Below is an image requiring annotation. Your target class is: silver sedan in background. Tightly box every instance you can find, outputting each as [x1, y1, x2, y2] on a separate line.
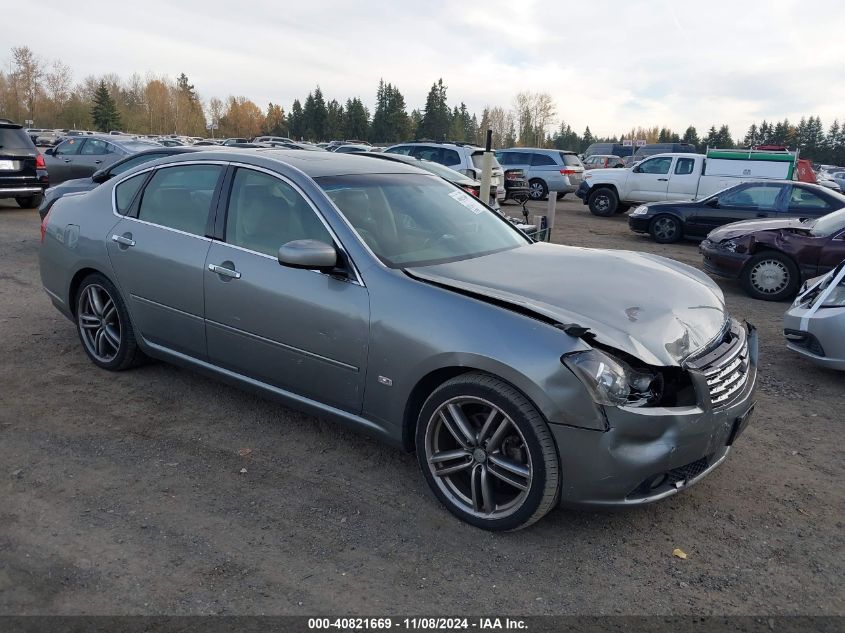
[39, 150, 757, 530]
[784, 263, 845, 370]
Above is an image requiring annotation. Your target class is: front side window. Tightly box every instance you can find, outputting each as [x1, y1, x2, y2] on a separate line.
[55, 139, 81, 156]
[637, 157, 672, 174]
[225, 168, 332, 257]
[719, 184, 783, 209]
[384, 145, 413, 156]
[137, 164, 223, 235]
[318, 173, 529, 268]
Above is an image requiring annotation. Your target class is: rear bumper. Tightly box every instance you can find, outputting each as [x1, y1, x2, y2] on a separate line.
[0, 171, 48, 199]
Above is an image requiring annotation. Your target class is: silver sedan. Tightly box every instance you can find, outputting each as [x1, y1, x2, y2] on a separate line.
[784, 264, 845, 370]
[39, 150, 757, 530]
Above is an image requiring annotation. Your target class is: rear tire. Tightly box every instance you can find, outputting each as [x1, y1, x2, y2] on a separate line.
[528, 179, 548, 201]
[649, 214, 683, 243]
[16, 194, 42, 208]
[588, 187, 618, 216]
[75, 273, 144, 370]
[741, 252, 800, 301]
[416, 372, 560, 531]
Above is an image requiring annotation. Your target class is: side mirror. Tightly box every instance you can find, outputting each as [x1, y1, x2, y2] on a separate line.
[632, 165, 641, 173]
[44, 147, 55, 156]
[705, 197, 720, 208]
[278, 239, 338, 272]
[91, 169, 111, 184]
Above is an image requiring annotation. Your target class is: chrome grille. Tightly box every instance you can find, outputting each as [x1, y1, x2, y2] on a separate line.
[687, 321, 751, 408]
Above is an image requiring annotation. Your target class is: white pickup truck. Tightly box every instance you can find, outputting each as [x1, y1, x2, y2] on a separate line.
[575, 149, 799, 216]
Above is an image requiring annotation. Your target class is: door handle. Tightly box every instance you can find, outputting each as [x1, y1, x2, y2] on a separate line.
[111, 234, 135, 247]
[63, 159, 72, 163]
[756, 213, 767, 218]
[94, 160, 102, 164]
[657, 178, 668, 181]
[208, 263, 241, 279]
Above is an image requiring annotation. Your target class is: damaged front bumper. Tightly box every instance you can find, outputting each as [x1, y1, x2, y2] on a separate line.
[551, 323, 758, 507]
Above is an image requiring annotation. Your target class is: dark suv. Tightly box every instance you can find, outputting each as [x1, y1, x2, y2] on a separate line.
[0, 119, 49, 208]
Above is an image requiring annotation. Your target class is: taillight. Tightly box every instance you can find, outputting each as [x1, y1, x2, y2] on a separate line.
[40, 209, 50, 242]
[35, 154, 46, 169]
[560, 169, 577, 175]
[463, 186, 479, 197]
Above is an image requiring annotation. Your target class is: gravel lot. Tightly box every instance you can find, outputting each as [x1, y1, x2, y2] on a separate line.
[1, 195, 842, 616]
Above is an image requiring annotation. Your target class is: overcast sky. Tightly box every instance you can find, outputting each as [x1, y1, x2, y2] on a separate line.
[7, 0, 843, 137]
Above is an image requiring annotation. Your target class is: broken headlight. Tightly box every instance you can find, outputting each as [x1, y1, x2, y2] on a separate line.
[563, 349, 658, 408]
[717, 239, 738, 253]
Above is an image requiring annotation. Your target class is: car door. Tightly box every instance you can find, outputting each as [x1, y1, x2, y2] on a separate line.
[45, 138, 83, 184]
[203, 166, 369, 413]
[106, 163, 225, 358]
[74, 138, 115, 178]
[666, 157, 700, 201]
[692, 182, 787, 236]
[628, 156, 673, 201]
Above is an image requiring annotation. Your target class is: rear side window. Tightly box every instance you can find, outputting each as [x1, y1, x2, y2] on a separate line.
[137, 165, 223, 235]
[440, 148, 461, 166]
[674, 158, 696, 175]
[385, 145, 413, 156]
[0, 127, 34, 149]
[788, 187, 833, 211]
[80, 139, 110, 155]
[114, 173, 147, 214]
[530, 153, 556, 166]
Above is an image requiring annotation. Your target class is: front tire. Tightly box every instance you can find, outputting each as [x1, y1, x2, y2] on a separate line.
[416, 372, 560, 531]
[528, 179, 548, 201]
[16, 194, 42, 208]
[741, 252, 800, 301]
[75, 273, 144, 370]
[649, 214, 682, 243]
[588, 187, 618, 216]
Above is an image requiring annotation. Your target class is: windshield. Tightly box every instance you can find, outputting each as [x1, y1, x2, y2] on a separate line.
[810, 207, 845, 236]
[317, 173, 529, 268]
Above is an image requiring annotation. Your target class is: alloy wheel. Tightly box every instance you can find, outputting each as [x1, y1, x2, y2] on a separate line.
[593, 195, 610, 213]
[749, 259, 789, 295]
[77, 284, 122, 363]
[653, 217, 679, 241]
[529, 182, 545, 199]
[424, 396, 532, 519]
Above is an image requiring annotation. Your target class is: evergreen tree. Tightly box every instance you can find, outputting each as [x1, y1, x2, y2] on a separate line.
[310, 86, 327, 141]
[580, 126, 595, 153]
[90, 80, 121, 131]
[717, 124, 734, 148]
[343, 97, 369, 139]
[418, 79, 450, 140]
[682, 125, 700, 149]
[409, 109, 423, 138]
[288, 99, 304, 140]
[743, 123, 759, 147]
[758, 120, 771, 145]
[370, 80, 411, 142]
[702, 125, 719, 148]
[325, 99, 344, 140]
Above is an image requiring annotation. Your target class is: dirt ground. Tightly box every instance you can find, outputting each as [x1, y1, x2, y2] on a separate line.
[1, 195, 842, 616]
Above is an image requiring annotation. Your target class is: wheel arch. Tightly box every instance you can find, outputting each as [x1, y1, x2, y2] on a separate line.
[67, 266, 115, 315]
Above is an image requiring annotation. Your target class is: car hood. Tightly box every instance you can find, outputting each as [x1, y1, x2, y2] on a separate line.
[707, 218, 810, 241]
[406, 242, 727, 366]
[583, 167, 628, 183]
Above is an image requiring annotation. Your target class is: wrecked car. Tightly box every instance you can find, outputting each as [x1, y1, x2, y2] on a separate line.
[783, 263, 845, 370]
[700, 207, 845, 301]
[39, 150, 758, 531]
